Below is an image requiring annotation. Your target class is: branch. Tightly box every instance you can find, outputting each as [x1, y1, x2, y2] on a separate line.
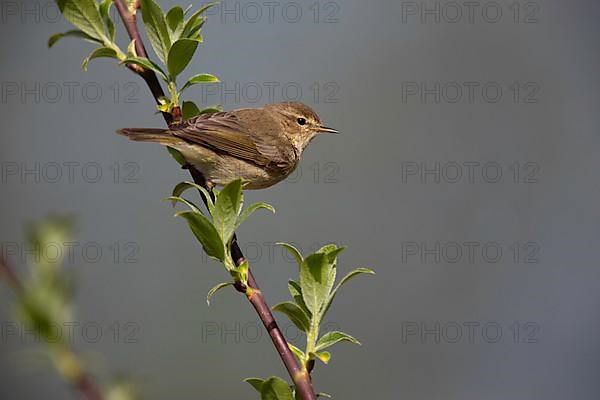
[113, 0, 172, 125]
[74, 375, 104, 400]
[0, 256, 22, 293]
[113, 2, 317, 399]
[0, 258, 104, 400]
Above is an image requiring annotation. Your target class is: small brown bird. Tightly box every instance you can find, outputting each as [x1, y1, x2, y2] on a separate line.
[117, 102, 337, 189]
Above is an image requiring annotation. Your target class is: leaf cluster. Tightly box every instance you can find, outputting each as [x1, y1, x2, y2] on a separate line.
[17, 216, 76, 338]
[244, 245, 373, 399]
[273, 244, 374, 371]
[49, 0, 219, 118]
[3, 216, 139, 399]
[167, 179, 274, 302]
[244, 376, 331, 400]
[49, 0, 126, 70]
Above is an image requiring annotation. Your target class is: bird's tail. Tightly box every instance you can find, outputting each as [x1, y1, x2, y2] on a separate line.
[116, 128, 180, 145]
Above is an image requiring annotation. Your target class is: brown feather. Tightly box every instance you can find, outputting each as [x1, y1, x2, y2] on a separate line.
[116, 128, 181, 145]
[168, 109, 293, 168]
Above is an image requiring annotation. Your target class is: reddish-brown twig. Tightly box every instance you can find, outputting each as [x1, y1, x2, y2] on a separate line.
[112, 2, 317, 399]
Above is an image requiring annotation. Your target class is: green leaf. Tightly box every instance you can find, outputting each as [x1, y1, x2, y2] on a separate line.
[166, 146, 186, 165]
[126, 39, 137, 57]
[180, 73, 220, 92]
[244, 378, 265, 393]
[213, 179, 243, 244]
[121, 56, 168, 80]
[48, 30, 101, 48]
[315, 245, 342, 301]
[166, 6, 185, 39]
[336, 267, 375, 289]
[316, 244, 338, 254]
[140, 0, 171, 64]
[182, 101, 201, 120]
[236, 202, 275, 231]
[156, 97, 173, 113]
[200, 105, 223, 115]
[260, 377, 294, 400]
[26, 215, 74, 268]
[207, 282, 233, 305]
[316, 331, 361, 352]
[167, 39, 199, 78]
[186, 29, 203, 43]
[175, 210, 224, 261]
[99, 0, 115, 41]
[287, 280, 311, 317]
[229, 259, 249, 281]
[273, 302, 310, 332]
[163, 196, 200, 213]
[287, 343, 305, 364]
[278, 243, 304, 266]
[319, 245, 346, 264]
[81, 47, 118, 71]
[55, 0, 107, 42]
[299, 253, 332, 316]
[288, 280, 302, 299]
[182, 2, 217, 38]
[321, 268, 374, 319]
[309, 351, 331, 365]
[171, 181, 215, 213]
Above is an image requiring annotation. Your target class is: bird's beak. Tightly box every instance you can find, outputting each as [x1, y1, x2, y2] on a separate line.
[317, 125, 339, 134]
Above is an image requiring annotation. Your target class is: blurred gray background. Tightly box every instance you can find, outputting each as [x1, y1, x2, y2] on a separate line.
[1, 0, 599, 398]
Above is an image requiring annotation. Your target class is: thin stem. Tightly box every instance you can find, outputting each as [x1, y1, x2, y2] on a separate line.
[113, 2, 317, 399]
[74, 375, 104, 400]
[305, 319, 320, 370]
[113, 0, 172, 125]
[0, 256, 22, 293]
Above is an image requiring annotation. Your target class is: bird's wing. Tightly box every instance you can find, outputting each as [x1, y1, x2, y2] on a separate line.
[169, 111, 290, 167]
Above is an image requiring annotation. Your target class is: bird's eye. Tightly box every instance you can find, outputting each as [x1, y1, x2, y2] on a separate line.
[297, 117, 306, 126]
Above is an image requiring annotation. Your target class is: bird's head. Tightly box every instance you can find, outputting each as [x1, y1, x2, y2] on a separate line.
[266, 102, 338, 153]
